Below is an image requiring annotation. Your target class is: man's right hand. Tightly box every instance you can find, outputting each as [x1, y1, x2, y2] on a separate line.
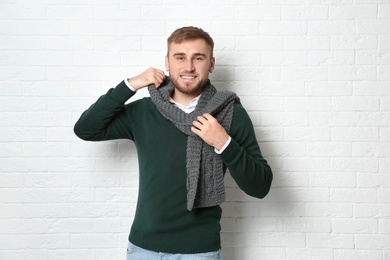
[127, 68, 166, 90]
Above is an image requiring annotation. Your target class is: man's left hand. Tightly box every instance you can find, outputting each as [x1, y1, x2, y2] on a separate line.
[191, 113, 229, 151]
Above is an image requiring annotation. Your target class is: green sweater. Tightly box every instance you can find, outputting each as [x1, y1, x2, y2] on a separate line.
[74, 80, 272, 254]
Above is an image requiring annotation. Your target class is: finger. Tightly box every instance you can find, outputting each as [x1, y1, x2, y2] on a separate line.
[191, 126, 201, 134]
[202, 113, 215, 121]
[154, 72, 166, 87]
[192, 121, 203, 130]
[196, 115, 208, 124]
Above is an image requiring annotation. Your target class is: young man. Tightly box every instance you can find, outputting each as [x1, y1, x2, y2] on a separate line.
[74, 26, 272, 260]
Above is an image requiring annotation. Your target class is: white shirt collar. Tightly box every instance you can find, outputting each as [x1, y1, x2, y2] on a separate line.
[169, 94, 201, 114]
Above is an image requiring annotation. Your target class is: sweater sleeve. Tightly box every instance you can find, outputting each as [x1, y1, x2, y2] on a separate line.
[73, 81, 136, 141]
[219, 104, 273, 199]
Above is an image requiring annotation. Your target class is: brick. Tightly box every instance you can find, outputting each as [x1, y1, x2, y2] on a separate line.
[259, 81, 305, 96]
[221, 202, 260, 218]
[72, 51, 120, 67]
[381, 97, 390, 110]
[22, 204, 70, 218]
[284, 97, 331, 111]
[309, 112, 356, 126]
[354, 204, 390, 218]
[309, 172, 356, 188]
[284, 127, 330, 141]
[357, 112, 390, 126]
[47, 36, 95, 51]
[258, 232, 305, 247]
[95, 188, 138, 203]
[22, 234, 70, 249]
[331, 35, 377, 50]
[308, 20, 356, 35]
[1, 158, 48, 173]
[354, 81, 390, 96]
[329, 66, 377, 81]
[357, 20, 390, 35]
[236, 5, 280, 20]
[330, 188, 377, 203]
[261, 112, 309, 127]
[306, 203, 353, 218]
[378, 188, 390, 203]
[358, 173, 381, 188]
[353, 142, 390, 157]
[237, 36, 283, 51]
[212, 21, 259, 36]
[306, 233, 354, 248]
[355, 234, 390, 249]
[283, 36, 330, 50]
[380, 127, 390, 141]
[331, 127, 379, 141]
[379, 35, 390, 49]
[284, 217, 331, 232]
[307, 142, 351, 157]
[332, 97, 379, 111]
[0, 235, 20, 250]
[0, 35, 47, 50]
[284, 157, 330, 172]
[47, 218, 94, 233]
[0, 205, 22, 218]
[332, 218, 378, 234]
[331, 158, 378, 173]
[308, 51, 355, 65]
[329, 4, 377, 19]
[335, 249, 383, 260]
[380, 219, 390, 234]
[187, 5, 235, 20]
[260, 21, 307, 35]
[94, 5, 140, 20]
[378, 65, 390, 80]
[287, 248, 333, 260]
[282, 187, 330, 202]
[0, 219, 46, 234]
[281, 5, 328, 20]
[221, 232, 258, 247]
[378, 4, 390, 18]
[356, 50, 390, 65]
[0, 4, 45, 19]
[260, 142, 306, 157]
[261, 51, 307, 65]
[70, 21, 117, 36]
[306, 81, 352, 96]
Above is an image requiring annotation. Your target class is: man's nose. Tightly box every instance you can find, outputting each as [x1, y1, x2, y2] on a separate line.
[185, 59, 195, 71]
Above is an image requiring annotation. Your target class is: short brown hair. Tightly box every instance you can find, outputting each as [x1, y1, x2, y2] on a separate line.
[167, 26, 214, 56]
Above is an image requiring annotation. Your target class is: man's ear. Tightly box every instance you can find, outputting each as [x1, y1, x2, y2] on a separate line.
[209, 57, 216, 73]
[165, 55, 169, 72]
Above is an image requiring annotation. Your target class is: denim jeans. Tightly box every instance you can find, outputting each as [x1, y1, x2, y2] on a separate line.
[126, 242, 223, 260]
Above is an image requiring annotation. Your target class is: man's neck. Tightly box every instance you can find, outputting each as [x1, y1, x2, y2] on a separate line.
[171, 89, 203, 107]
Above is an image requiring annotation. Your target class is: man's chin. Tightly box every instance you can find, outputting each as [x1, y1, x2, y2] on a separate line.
[171, 80, 205, 95]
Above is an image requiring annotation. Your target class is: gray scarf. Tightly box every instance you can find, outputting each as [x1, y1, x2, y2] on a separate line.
[148, 78, 239, 210]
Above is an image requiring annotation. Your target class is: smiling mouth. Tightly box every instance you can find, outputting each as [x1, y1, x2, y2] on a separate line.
[181, 75, 197, 79]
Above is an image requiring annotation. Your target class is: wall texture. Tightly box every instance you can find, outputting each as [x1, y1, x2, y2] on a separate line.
[1, 0, 390, 259]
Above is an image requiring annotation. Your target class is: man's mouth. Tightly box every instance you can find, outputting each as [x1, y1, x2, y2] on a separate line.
[181, 75, 197, 79]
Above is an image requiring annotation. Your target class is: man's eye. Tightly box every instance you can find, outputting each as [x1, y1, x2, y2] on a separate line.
[195, 57, 204, 61]
[177, 57, 185, 61]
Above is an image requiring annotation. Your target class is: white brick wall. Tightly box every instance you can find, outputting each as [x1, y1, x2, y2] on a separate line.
[0, 1, 389, 259]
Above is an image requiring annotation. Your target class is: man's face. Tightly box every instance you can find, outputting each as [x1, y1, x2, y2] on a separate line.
[165, 39, 215, 97]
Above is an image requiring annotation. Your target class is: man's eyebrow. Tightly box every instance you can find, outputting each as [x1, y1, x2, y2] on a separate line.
[193, 53, 207, 57]
[172, 53, 207, 57]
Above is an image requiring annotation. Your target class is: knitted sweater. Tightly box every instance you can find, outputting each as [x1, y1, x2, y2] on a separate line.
[73, 80, 273, 254]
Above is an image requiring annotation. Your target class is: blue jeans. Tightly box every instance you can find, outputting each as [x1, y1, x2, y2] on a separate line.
[126, 242, 223, 260]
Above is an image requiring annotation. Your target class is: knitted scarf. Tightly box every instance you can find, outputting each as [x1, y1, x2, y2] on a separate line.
[148, 78, 239, 211]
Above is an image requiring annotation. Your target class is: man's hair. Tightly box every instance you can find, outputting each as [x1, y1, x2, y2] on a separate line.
[167, 26, 214, 57]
